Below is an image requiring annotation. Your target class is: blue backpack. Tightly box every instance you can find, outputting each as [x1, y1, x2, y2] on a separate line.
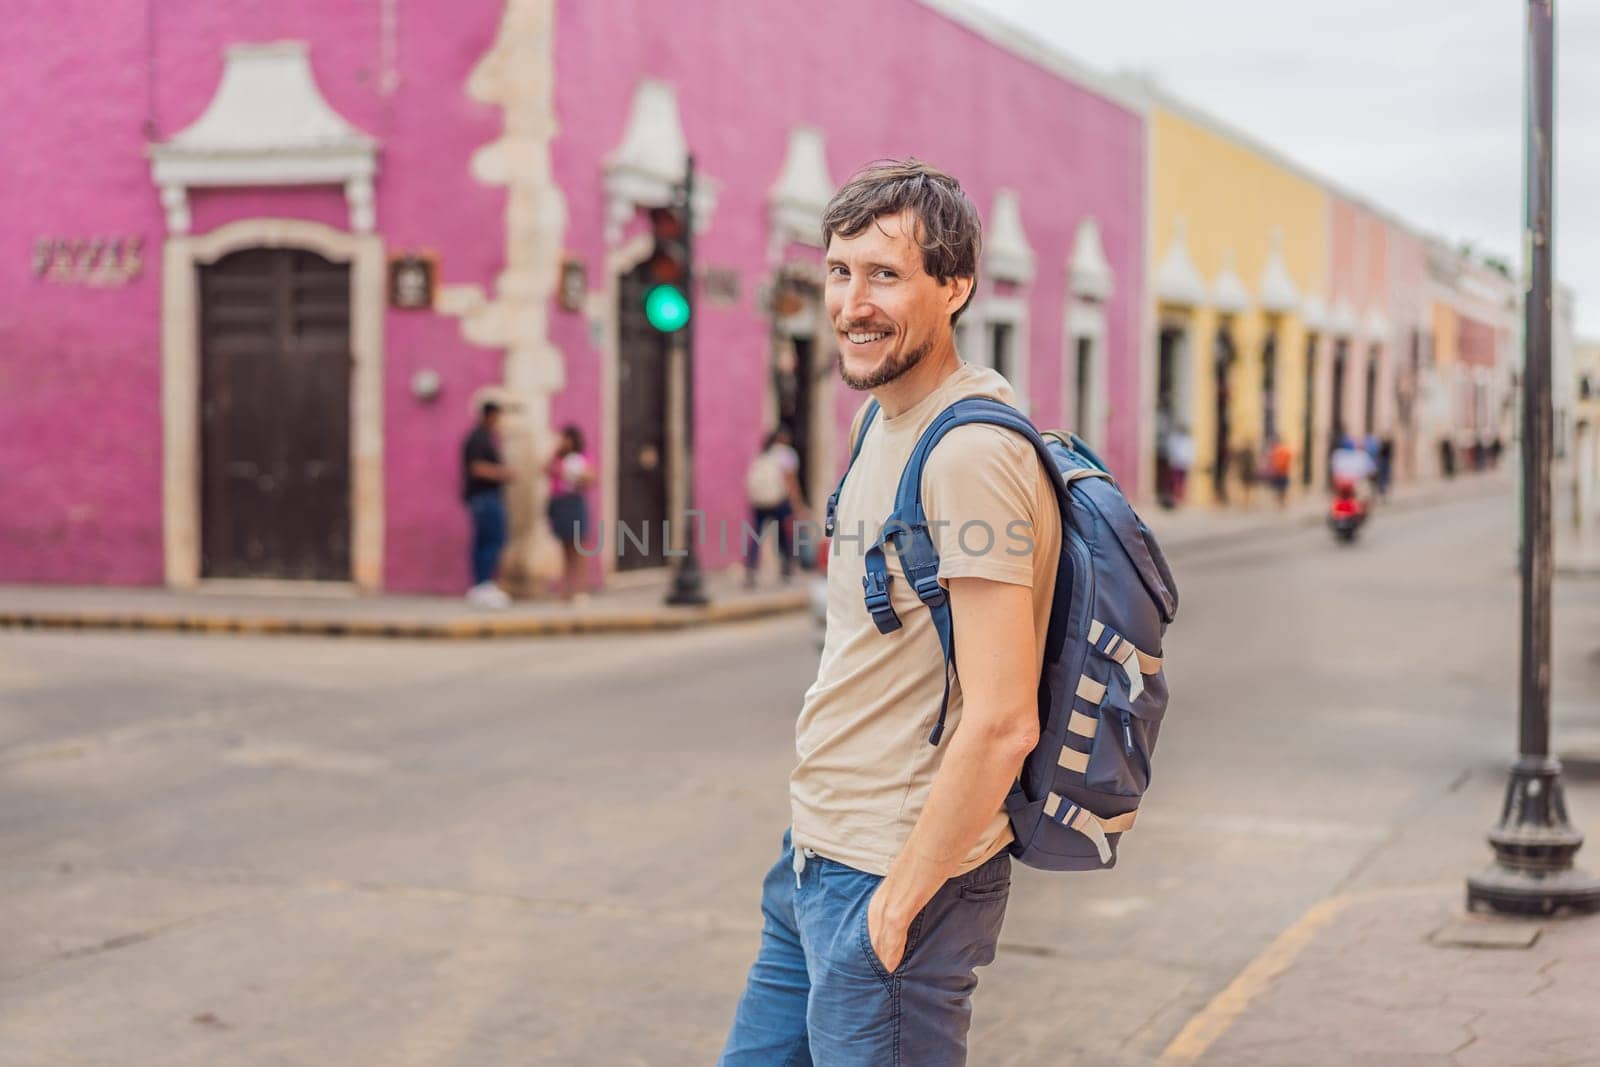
[825, 397, 1178, 871]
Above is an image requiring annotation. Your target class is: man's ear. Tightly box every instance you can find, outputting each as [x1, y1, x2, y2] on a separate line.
[947, 275, 975, 317]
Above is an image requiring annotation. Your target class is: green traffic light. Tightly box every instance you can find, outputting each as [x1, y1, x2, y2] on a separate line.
[645, 283, 690, 333]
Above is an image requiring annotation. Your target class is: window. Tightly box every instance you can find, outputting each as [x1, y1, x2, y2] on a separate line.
[988, 321, 1014, 383]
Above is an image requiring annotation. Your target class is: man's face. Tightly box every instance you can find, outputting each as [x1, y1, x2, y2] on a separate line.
[825, 211, 970, 391]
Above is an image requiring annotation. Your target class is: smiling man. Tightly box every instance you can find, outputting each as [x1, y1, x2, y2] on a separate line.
[719, 160, 1061, 1065]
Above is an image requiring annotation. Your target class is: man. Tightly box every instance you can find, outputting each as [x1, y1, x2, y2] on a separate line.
[461, 400, 514, 607]
[1330, 433, 1377, 499]
[1267, 433, 1293, 509]
[720, 160, 1059, 1065]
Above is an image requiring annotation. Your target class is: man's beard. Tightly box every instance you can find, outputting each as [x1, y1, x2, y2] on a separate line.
[837, 334, 932, 391]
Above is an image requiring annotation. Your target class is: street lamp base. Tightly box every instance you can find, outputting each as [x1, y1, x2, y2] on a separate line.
[1467, 864, 1600, 916]
[1466, 756, 1600, 917]
[665, 551, 710, 607]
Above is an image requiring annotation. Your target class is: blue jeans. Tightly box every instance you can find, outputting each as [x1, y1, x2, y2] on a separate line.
[467, 491, 506, 586]
[719, 830, 1011, 1066]
[744, 501, 795, 576]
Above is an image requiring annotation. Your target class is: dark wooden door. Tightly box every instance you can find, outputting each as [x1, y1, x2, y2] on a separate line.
[1212, 327, 1235, 501]
[616, 262, 669, 570]
[774, 333, 817, 506]
[1301, 335, 1318, 485]
[200, 248, 351, 581]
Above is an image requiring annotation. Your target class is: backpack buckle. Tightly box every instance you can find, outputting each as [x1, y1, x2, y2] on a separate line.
[824, 493, 839, 537]
[861, 571, 901, 634]
[911, 574, 946, 609]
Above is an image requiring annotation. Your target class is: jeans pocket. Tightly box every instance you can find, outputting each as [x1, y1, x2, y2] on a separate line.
[857, 907, 893, 987]
[857, 904, 927, 986]
[958, 880, 1011, 904]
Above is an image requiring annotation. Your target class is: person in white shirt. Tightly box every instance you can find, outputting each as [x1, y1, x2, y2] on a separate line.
[743, 425, 804, 587]
[1166, 424, 1194, 505]
[1329, 435, 1376, 497]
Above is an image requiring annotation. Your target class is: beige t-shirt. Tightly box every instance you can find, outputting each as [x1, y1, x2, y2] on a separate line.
[790, 363, 1061, 876]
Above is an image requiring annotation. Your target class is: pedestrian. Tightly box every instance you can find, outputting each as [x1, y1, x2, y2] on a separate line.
[743, 424, 803, 587]
[1377, 436, 1395, 497]
[720, 159, 1058, 1065]
[545, 424, 594, 601]
[461, 400, 513, 608]
[1166, 423, 1193, 507]
[1235, 440, 1258, 507]
[1266, 433, 1293, 509]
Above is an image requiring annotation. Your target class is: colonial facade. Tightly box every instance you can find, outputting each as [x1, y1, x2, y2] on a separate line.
[1139, 87, 1550, 509]
[1143, 94, 1329, 507]
[4, 0, 1573, 591]
[2, 0, 1146, 593]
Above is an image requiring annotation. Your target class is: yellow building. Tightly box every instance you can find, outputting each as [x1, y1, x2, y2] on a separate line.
[1144, 98, 1330, 508]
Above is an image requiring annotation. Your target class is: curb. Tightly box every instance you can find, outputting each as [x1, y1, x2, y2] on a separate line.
[0, 478, 1510, 640]
[0, 592, 809, 640]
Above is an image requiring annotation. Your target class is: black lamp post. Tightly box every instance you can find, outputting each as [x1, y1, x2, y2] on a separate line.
[1466, 0, 1600, 917]
[666, 154, 709, 607]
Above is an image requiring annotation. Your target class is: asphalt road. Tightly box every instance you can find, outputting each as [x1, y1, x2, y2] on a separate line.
[3, 489, 1599, 1065]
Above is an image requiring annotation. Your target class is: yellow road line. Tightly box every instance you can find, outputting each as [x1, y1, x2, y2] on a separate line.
[1158, 892, 1352, 1065]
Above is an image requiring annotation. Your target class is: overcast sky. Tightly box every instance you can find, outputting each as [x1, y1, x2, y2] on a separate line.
[965, 0, 1600, 336]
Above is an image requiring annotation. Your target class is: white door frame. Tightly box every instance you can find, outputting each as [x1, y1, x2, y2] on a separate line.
[161, 218, 385, 590]
[595, 233, 665, 584]
[1066, 299, 1110, 443]
[965, 288, 1031, 412]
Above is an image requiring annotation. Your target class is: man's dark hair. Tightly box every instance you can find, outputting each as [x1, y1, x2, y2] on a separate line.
[821, 159, 982, 323]
[561, 423, 586, 453]
[480, 400, 502, 420]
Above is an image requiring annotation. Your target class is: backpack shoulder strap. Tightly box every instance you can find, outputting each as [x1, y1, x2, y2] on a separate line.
[824, 399, 880, 537]
[862, 397, 1093, 745]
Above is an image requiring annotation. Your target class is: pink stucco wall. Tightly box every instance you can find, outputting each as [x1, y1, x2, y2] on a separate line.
[550, 0, 1146, 565]
[1, 0, 506, 591]
[3, 0, 1143, 591]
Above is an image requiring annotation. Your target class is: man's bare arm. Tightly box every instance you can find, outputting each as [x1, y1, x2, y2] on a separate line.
[867, 576, 1039, 970]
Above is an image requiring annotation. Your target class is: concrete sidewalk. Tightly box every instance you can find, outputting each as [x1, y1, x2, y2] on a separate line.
[1165, 884, 1600, 1066]
[0, 471, 1516, 640]
[0, 570, 808, 639]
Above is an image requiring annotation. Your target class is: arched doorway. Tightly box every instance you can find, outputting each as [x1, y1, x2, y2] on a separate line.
[770, 267, 830, 507]
[1154, 319, 1191, 507]
[198, 247, 352, 580]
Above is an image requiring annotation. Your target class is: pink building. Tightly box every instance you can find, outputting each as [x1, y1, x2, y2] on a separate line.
[1, 0, 1146, 594]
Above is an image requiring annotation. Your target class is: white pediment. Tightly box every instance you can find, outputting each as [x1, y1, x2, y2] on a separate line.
[1330, 298, 1358, 336]
[984, 189, 1035, 285]
[1363, 307, 1391, 343]
[1302, 294, 1329, 332]
[1068, 217, 1113, 302]
[148, 42, 378, 233]
[1211, 251, 1251, 315]
[1257, 229, 1301, 315]
[1155, 218, 1206, 306]
[603, 79, 717, 241]
[769, 126, 834, 250]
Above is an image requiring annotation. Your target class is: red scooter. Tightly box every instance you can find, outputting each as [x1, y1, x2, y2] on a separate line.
[1328, 478, 1367, 544]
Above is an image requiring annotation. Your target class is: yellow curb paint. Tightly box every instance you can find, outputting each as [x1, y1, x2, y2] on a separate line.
[1158, 893, 1352, 1065]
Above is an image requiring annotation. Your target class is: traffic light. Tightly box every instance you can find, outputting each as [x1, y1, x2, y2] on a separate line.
[644, 201, 691, 333]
